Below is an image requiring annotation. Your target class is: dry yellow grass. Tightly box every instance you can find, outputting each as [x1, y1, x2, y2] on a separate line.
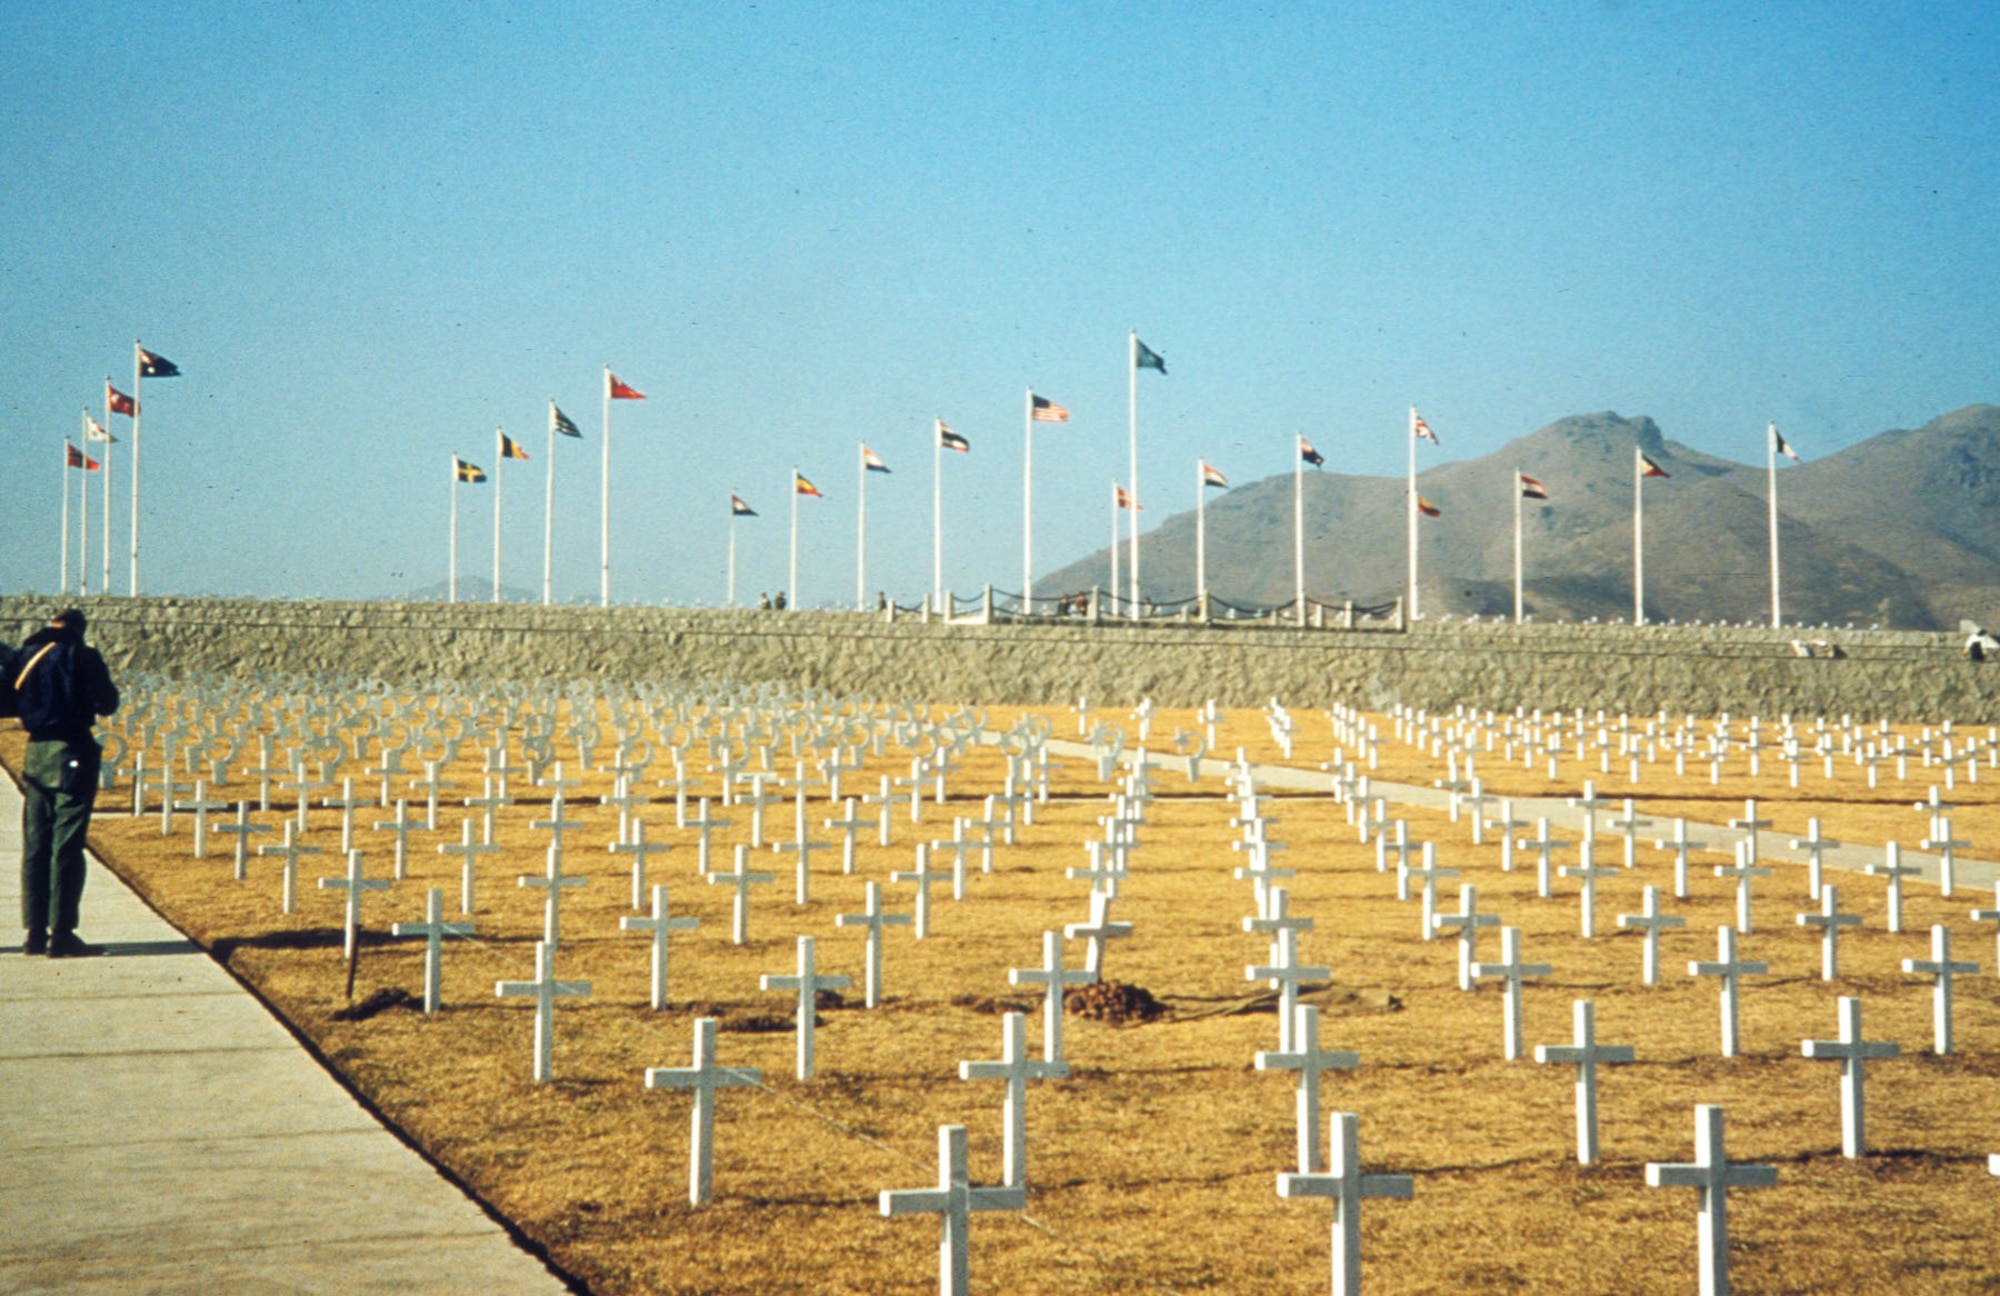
[12, 697, 2000, 1294]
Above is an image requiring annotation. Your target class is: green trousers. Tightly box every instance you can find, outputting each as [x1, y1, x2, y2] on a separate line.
[20, 739, 101, 936]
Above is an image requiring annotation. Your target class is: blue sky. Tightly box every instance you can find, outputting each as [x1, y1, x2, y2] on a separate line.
[3, 2, 1995, 606]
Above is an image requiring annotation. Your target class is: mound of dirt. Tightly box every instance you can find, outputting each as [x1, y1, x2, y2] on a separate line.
[1066, 980, 1168, 1024]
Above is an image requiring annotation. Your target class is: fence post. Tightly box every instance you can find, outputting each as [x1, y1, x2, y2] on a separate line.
[982, 584, 994, 623]
[1394, 596, 1406, 631]
[921, 593, 933, 625]
[1343, 599, 1354, 630]
[1088, 586, 1102, 625]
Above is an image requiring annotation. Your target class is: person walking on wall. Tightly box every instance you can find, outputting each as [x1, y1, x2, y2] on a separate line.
[6, 610, 119, 957]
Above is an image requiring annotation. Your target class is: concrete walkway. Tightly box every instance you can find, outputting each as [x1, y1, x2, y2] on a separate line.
[0, 771, 573, 1295]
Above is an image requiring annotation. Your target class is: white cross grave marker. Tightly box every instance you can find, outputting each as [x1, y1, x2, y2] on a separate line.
[1801, 995, 1899, 1157]
[836, 880, 912, 1008]
[760, 935, 851, 1079]
[879, 1124, 1025, 1296]
[1471, 927, 1551, 1061]
[1645, 1105, 1777, 1296]
[1534, 999, 1633, 1164]
[1714, 840, 1773, 934]
[1901, 924, 1979, 1055]
[958, 1011, 1067, 1188]
[1008, 930, 1096, 1064]
[645, 1016, 762, 1206]
[392, 886, 474, 1013]
[1789, 818, 1840, 901]
[493, 939, 591, 1084]
[610, 819, 672, 910]
[1432, 884, 1500, 990]
[1276, 1112, 1414, 1296]
[1689, 926, 1767, 1058]
[317, 848, 389, 960]
[620, 883, 699, 1010]
[1867, 840, 1921, 934]
[708, 843, 775, 945]
[1615, 885, 1685, 986]
[1065, 889, 1135, 977]
[1257, 1004, 1359, 1172]
[519, 840, 587, 951]
[1796, 884, 1862, 981]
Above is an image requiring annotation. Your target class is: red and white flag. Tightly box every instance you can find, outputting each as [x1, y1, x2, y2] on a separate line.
[1519, 473, 1550, 500]
[607, 373, 645, 400]
[1413, 410, 1438, 444]
[1115, 485, 1141, 510]
[107, 382, 137, 417]
[1201, 461, 1228, 488]
[1639, 452, 1670, 479]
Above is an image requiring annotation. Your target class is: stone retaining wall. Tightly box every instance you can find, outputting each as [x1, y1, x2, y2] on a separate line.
[3, 595, 1993, 721]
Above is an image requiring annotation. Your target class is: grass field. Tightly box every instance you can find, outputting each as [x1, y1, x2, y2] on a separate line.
[13, 697, 2000, 1293]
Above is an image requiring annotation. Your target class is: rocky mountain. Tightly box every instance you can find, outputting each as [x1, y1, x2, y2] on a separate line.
[1038, 406, 2000, 630]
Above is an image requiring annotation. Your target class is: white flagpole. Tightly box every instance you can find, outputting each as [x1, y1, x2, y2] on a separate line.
[1406, 405, 1418, 621]
[1127, 331, 1140, 621]
[728, 499, 739, 608]
[59, 442, 71, 594]
[78, 413, 90, 596]
[101, 385, 114, 595]
[600, 367, 611, 607]
[129, 342, 143, 596]
[448, 456, 459, 605]
[492, 428, 504, 604]
[857, 444, 867, 612]
[1767, 421, 1781, 629]
[1023, 387, 1034, 610]
[1513, 468, 1525, 624]
[790, 469, 801, 611]
[1196, 460, 1207, 603]
[1633, 446, 1645, 626]
[1109, 481, 1120, 609]
[543, 403, 556, 606]
[933, 427, 943, 610]
[1294, 435, 1306, 624]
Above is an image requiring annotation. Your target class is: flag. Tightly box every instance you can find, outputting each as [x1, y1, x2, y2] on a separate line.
[455, 458, 486, 483]
[1300, 437, 1324, 467]
[1772, 425, 1802, 463]
[862, 444, 891, 473]
[937, 419, 969, 452]
[1201, 462, 1228, 488]
[107, 383, 137, 417]
[65, 442, 84, 469]
[1417, 495, 1440, 518]
[1519, 473, 1550, 501]
[1030, 393, 1069, 423]
[500, 432, 530, 460]
[1115, 485, 1141, 510]
[794, 471, 823, 498]
[84, 414, 114, 443]
[550, 402, 581, 438]
[1413, 411, 1438, 444]
[1639, 452, 1671, 479]
[732, 494, 757, 517]
[137, 347, 180, 378]
[607, 373, 645, 400]
[1135, 338, 1167, 375]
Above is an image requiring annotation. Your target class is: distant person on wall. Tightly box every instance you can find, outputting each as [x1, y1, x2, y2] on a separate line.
[5, 610, 119, 957]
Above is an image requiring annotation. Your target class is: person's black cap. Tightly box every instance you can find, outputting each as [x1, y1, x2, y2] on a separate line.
[52, 608, 86, 631]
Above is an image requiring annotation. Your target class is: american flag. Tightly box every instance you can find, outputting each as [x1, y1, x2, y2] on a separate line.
[1030, 394, 1069, 423]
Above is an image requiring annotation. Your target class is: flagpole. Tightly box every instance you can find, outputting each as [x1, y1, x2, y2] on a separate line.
[1023, 387, 1034, 610]
[491, 428, 504, 603]
[78, 413, 90, 596]
[1196, 460, 1207, 603]
[857, 443, 868, 612]
[60, 442, 71, 594]
[1127, 331, 1140, 621]
[1633, 446, 1645, 626]
[449, 455, 459, 605]
[543, 403, 556, 606]
[101, 384, 114, 595]
[1109, 481, 1120, 610]
[1406, 405, 1418, 621]
[1294, 435, 1306, 624]
[600, 367, 611, 607]
[790, 468, 801, 612]
[728, 498, 739, 608]
[933, 428, 943, 610]
[1514, 467, 1525, 624]
[1767, 421, 1781, 629]
[129, 342, 142, 596]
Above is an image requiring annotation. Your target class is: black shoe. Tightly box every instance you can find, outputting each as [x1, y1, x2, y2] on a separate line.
[23, 931, 47, 956]
[46, 933, 102, 959]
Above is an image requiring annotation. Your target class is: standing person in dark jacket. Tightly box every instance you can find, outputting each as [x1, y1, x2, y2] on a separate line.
[8, 609, 119, 956]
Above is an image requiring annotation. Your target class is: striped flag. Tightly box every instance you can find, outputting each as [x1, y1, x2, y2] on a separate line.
[938, 419, 969, 452]
[794, 471, 823, 498]
[455, 458, 487, 483]
[1639, 452, 1670, 479]
[1519, 473, 1550, 500]
[1030, 394, 1069, 423]
[1417, 494, 1441, 518]
[1201, 462, 1228, 488]
[1413, 411, 1439, 444]
[1772, 425, 1802, 462]
[107, 382, 136, 417]
[499, 432, 530, 460]
[65, 442, 99, 471]
[732, 494, 757, 517]
[1115, 485, 1141, 510]
[1300, 437, 1325, 467]
[83, 414, 115, 443]
[862, 444, 891, 473]
[607, 373, 645, 400]
[550, 402, 582, 437]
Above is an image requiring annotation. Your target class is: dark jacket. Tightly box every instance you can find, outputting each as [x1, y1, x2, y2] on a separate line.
[7, 624, 119, 743]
